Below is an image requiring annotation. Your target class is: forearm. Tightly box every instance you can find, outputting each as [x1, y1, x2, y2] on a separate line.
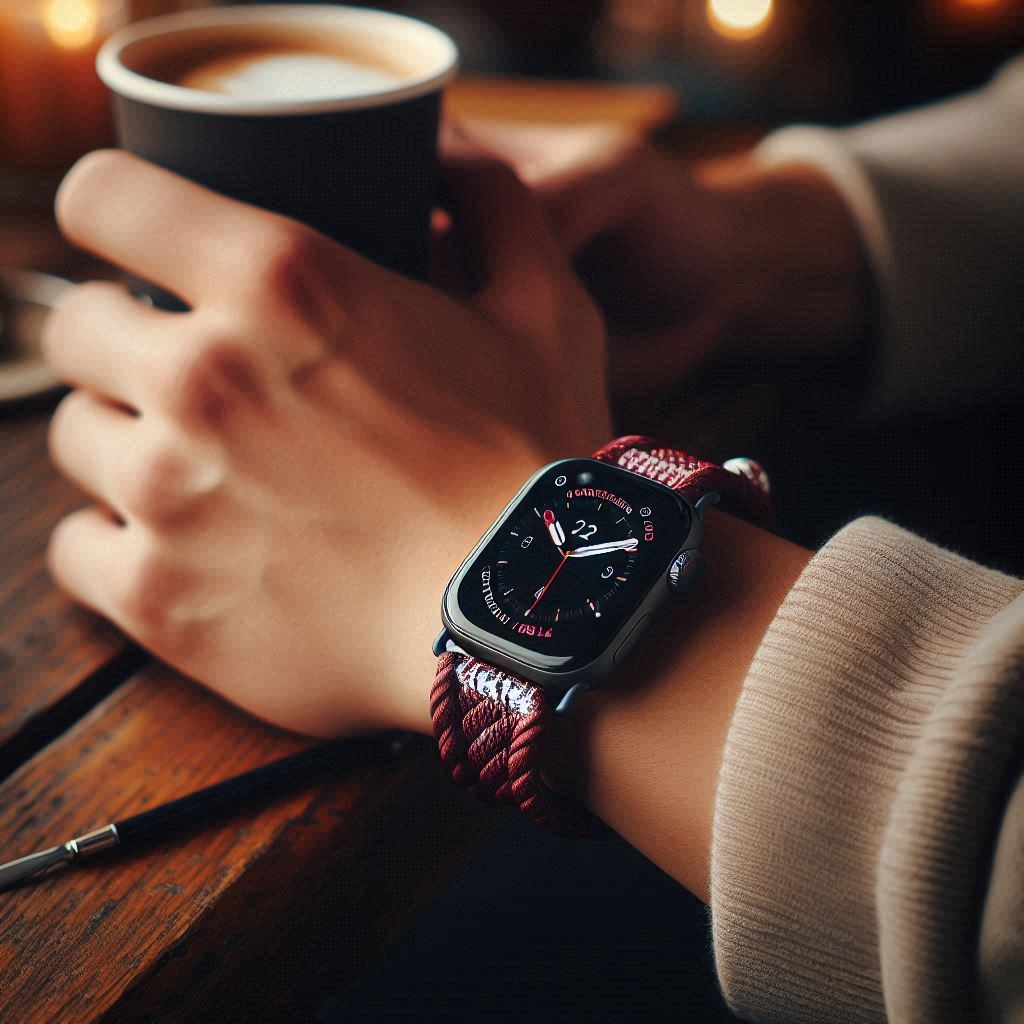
[713, 520, 1024, 1023]
[392, 495, 811, 904]
[552, 513, 1023, 1023]
[549, 509, 811, 901]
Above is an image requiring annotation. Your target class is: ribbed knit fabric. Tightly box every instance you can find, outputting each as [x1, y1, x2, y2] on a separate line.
[711, 518, 1024, 1023]
[756, 56, 1024, 416]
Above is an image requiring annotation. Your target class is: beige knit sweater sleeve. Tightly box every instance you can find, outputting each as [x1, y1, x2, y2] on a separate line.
[756, 57, 1024, 416]
[710, 518, 1024, 1023]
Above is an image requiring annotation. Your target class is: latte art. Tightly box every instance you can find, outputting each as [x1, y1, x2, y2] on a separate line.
[175, 50, 405, 100]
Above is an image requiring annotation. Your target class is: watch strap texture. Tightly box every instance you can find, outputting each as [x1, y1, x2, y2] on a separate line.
[592, 435, 773, 525]
[432, 437, 771, 834]
[431, 652, 595, 834]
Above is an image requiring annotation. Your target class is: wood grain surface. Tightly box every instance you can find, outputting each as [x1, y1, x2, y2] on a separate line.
[0, 407, 505, 1022]
[0, 662, 504, 1023]
[0, 411, 133, 765]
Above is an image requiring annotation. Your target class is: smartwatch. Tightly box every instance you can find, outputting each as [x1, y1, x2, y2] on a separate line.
[431, 436, 771, 832]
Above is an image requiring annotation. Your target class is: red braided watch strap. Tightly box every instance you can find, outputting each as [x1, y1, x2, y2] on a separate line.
[592, 435, 772, 525]
[431, 437, 771, 834]
[431, 652, 595, 833]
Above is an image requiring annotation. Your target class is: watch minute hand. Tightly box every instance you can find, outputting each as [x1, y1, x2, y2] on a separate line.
[567, 538, 639, 557]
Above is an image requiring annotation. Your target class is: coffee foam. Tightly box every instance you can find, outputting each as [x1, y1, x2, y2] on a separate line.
[100, 7, 458, 116]
[176, 49, 403, 100]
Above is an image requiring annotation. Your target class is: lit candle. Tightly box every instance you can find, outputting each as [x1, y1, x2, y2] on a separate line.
[707, 0, 774, 40]
[0, 0, 127, 170]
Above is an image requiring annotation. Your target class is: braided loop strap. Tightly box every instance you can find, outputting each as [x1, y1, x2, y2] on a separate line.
[592, 435, 773, 526]
[431, 652, 596, 834]
[432, 437, 771, 833]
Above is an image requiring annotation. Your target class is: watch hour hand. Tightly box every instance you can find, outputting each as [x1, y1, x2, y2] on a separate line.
[543, 509, 566, 548]
[567, 538, 639, 558]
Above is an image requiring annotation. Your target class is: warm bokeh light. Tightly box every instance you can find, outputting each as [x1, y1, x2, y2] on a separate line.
[43, 0, 100, 50]
[707, 0, 774, 39]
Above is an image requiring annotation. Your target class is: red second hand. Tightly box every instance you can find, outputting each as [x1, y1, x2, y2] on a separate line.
[524, 550, 571, 617]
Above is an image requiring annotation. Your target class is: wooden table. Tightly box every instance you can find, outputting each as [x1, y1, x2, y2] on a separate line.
[0, 411, 519, 1022]
[0, 76, 692, 1023]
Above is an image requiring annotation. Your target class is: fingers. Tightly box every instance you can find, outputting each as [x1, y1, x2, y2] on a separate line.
[541, 152, 648, 256]
[42, 280, 179, 407]
[48, 389, 138, 519]
[50, 387, 218, 527]
[440, 152, 568, 295]
[56, 150, 322, 308]
[43, 277, 287, 432]
[47, 505, 132, 622]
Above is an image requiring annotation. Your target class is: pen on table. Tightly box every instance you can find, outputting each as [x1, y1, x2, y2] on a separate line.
[0, 731, 412, 893]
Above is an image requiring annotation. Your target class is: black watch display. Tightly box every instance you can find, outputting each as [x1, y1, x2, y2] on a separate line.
[441, 458, 705, 697]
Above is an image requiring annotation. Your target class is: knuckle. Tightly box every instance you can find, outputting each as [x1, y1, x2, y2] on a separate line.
[250, 220, 324, 302]
[118, 441, 197, 524]
[118, 541, 186, 632]
[158, 331, 266, 427]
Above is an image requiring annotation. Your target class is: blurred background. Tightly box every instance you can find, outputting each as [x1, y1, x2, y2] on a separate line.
[4, 0, 1024, 186]
[2, 1, 1022, 1021]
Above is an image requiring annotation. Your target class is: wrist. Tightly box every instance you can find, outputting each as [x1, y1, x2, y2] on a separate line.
[546, 508, 811, 901]
[380, 440, 556, 737]
[698, 155, 871, 358]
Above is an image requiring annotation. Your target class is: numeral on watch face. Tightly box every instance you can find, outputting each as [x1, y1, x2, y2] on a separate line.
[489, 494, 639, 627]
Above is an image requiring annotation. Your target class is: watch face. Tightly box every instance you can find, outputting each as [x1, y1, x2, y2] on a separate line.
[445, 459, 693, 675]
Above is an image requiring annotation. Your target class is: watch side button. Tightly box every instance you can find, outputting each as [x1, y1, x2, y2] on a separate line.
[614, 614, 653, 667]
[668, 549, 705, 596]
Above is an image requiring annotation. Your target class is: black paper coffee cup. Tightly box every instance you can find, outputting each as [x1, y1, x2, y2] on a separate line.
[97, 5, 458, 304]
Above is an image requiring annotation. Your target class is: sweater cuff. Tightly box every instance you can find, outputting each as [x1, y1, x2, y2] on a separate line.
[755, 60, 1024, 416]
[755, 125, 895, 319]
[710, 517, 1023, 1024]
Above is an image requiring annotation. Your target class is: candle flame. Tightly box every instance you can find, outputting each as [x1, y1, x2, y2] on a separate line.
[43, 0, 100, 50]
[707, 0, 773, 39]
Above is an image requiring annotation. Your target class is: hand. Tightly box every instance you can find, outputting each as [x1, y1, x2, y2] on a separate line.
[490, 136, 870, 397]
[43, 149, 609, 738]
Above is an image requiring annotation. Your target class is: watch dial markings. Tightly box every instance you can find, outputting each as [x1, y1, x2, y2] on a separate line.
[460, 465, 693, 664]
[488, 493, 641, 627]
